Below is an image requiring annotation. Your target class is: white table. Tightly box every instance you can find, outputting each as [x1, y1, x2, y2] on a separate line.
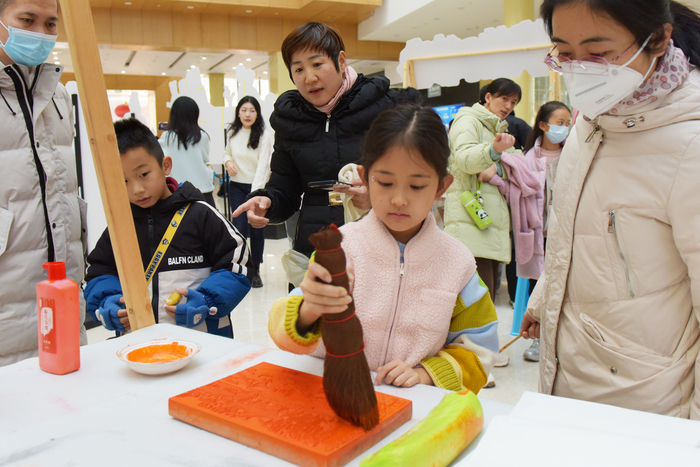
[0, 324, 512, 467]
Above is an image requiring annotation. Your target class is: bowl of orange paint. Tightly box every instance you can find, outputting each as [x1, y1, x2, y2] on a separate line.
[117, 339, 201, 375]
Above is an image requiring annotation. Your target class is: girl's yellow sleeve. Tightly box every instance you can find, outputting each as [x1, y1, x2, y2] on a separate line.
[268, 296, 322, 355]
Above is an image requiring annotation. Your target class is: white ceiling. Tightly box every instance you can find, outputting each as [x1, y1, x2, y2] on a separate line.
[360, 0, 506, 42]
[51, 0, 700, 81]
[51, 45, 398, 83]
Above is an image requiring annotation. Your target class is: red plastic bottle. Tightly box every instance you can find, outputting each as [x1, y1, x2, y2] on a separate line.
[37, 262, 80, 374]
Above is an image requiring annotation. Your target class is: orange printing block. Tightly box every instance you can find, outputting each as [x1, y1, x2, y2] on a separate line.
[169, 362, 412, 467]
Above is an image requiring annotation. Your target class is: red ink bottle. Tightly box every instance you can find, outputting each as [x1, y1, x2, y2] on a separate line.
[37, 262, 80, 375]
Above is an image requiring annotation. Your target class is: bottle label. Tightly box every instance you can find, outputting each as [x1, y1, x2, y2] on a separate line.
[39, 298, 57, 354]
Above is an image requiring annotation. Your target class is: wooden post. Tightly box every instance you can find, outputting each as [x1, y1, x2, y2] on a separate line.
[59, 0, 155, 330]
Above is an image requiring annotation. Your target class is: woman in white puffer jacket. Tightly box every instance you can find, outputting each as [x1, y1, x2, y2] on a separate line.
[521, 0, 700, 419]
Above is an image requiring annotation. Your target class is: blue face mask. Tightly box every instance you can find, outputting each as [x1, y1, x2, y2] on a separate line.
[545, 123, 569, 145]
[0, 21, 57, 67]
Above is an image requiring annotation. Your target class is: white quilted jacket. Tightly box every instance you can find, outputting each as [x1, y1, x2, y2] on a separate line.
[528, 68, 700, 419]
[0, 62, 87, 366]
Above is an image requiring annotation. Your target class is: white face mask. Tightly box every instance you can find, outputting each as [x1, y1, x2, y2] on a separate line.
[562, 34, 655, 119]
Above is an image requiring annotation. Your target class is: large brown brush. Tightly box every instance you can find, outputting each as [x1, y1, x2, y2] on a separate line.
[308, 225, 380, 431]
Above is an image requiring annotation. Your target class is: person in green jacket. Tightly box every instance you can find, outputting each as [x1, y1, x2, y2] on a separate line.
[444, 78, 521, 301]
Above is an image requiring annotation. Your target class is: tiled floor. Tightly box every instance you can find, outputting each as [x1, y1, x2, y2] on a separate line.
[87, 234, 539, 406]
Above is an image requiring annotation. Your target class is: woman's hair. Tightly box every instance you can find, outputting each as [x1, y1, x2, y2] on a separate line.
[227, 96, 265, 150]
[359, 104, 450, 182]
[281, 22, 345, 78]
[484, 78, 522, 103]
[166, 96, 205, 150]
[541, 0, 700, 67]
[524, 101, 571, 153]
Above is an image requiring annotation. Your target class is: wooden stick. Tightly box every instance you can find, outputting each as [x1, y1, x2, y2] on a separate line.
[58, 0, 155, 331]
[500, 334, 522, 353]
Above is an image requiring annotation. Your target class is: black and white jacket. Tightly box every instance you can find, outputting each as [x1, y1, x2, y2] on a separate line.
[84, 180, 250, 337]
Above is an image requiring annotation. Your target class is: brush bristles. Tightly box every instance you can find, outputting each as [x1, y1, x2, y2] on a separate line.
[324, 353, 380, 431]
[309, 226, 380, 431]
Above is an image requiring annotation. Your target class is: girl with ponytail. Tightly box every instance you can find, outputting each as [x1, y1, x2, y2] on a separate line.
[521, 0, 700, 419]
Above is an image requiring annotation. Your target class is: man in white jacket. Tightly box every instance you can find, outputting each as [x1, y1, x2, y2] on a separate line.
[0, 0, 87, 366]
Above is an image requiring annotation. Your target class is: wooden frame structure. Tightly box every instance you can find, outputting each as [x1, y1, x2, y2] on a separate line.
[60, 0, 155, 330]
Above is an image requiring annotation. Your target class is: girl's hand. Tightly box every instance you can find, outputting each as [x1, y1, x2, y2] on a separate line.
[375, 360, 433, 388]
[225, 160, 238, 177]
[520, 312, 540, 339]
[493, 133, 516, 153]
[297, 262, 352, 333]
[334, 178, 370, 210]
[232, 196, 271, 228]
[478, 164, 498, 183]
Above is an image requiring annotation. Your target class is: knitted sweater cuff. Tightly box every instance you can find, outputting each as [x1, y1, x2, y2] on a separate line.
[268, 296, 321, 354]
[421, 356, 463, 392]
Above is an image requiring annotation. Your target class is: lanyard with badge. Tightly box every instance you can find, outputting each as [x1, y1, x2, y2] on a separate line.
[115, 204, 190, 337]
[144, 204, 190, 286]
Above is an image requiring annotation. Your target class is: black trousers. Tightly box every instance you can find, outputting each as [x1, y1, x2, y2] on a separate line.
[228, 181, 265, 265]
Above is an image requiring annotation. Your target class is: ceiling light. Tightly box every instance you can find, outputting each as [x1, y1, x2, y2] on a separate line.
[232, 66, 236, 69]
[263, 71, 268, 74]
[245, 10, 252, 13]
[238, 62, 243, 66]
[54, 61, 60, 65]
[125, 1, 131, 4]
[121, 70, 126, 74]
[187, 5, 194, 9]
[201, 57, 207, 60]
[190, 65, 195, 68]
[53, 51, 58, 55]
[162, 72, 166, 75]
[245, 58, 251, 62]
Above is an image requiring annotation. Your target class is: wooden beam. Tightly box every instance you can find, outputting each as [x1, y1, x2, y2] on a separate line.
[58, 0, 156, 331]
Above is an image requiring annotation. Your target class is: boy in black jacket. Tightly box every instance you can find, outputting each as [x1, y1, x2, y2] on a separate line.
[84, 118, 251, 337]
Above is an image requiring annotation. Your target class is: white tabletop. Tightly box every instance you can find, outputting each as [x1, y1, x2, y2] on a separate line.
[0, 324, 512, 467]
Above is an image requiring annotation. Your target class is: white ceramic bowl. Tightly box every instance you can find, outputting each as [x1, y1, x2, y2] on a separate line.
[116, 338, 201, 375]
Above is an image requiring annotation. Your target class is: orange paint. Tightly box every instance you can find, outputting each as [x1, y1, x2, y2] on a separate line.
[127, 342, 191, 363]
[169, 362, 412, 467]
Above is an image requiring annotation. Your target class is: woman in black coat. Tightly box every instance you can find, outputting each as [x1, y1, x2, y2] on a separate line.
[233, 22, 420, 257]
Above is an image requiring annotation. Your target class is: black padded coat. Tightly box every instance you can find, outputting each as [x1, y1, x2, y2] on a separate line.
[250, 74, 421, 256]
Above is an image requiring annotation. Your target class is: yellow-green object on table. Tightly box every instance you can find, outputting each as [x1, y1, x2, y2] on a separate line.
[360, 389, 484, 467]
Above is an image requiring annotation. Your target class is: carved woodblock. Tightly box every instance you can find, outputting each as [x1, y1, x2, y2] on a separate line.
[169, 362, 412, 467]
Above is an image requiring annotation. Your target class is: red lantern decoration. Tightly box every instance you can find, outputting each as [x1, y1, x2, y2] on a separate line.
[114, 103, 130, 118]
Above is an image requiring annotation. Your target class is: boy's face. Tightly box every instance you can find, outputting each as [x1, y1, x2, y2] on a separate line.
[121, 147, 172, 209]
[289, 48, 346, 107]
[0, 0, 58, 65]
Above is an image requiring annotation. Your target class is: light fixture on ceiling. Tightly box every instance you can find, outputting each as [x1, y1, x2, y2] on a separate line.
[201, 57, 207, 60]
[53, 51, 58, 55]
[232, 66, 236, 69]
[245, 10, 252, 13]
[125, 1, 131, 4]
[54, 61, 60, 65]
[245, 58, 251, 62]
[187, 5, 194, 9]
[162, 72, 166, 75]
[263, 71, 268, 74]
[190, 65, 195, 68]
[238, 62, 243, 66]
[121, 70, 126, 74]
